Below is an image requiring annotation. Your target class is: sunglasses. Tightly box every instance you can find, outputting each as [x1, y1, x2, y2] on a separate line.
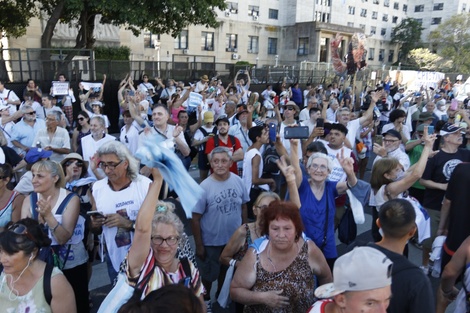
[285, 107, 295, 111]
[26, 112, 36, 115]
[78, 117, 85, 121]
[8, 223, 37, 244]
[65, 160, 84, 167]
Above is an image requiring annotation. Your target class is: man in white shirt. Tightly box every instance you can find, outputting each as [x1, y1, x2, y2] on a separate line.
[299, 97, 319, 122]
[0, 81, 20, 115]
[373, 129, 410, 170]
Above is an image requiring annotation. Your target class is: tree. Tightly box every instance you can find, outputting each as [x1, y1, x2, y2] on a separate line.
[429, 13, 470, 73]
[408, 48, 452, 71]
[391, 18, 424, 63]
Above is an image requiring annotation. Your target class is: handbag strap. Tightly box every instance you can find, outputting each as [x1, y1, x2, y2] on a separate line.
[320, 190, 329, 250]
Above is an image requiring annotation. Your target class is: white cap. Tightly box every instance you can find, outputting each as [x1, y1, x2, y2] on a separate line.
[315, 247, 393, 299]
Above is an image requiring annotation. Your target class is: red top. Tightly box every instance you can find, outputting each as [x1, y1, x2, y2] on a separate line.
[205, 135, 242, 175]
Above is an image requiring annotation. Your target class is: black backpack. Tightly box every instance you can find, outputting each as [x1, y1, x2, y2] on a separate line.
[262, 143, 280, 175]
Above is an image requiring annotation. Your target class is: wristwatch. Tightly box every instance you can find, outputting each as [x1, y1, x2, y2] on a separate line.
[130, 221, 136, 232]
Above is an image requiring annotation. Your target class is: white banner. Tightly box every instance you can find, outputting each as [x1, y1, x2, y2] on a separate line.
[389, 70, 445, 92]
[80, 82, 102, 93]
[51, 81, 70, 96]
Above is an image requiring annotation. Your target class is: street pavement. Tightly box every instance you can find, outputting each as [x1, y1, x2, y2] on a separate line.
[88, 161, 454, 312]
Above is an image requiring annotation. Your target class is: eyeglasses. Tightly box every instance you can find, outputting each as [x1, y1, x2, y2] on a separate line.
[25, 112, 36, 115]
[78, 117, 85, 121]
[310, 164, 328, 172]
[99, 160, 123, 170]
[383, 139, 400, 143]
[65, 160, 84, 167]
[255, 205, 269, 210]
[176, 89, 182, 92]
[8, 223, 36, 244]
[151, 236, 179, 246]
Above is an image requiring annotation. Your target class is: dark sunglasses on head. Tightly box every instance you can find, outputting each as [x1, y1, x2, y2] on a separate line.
[65, 160, 84, 167]
[8, 223, 37, 244]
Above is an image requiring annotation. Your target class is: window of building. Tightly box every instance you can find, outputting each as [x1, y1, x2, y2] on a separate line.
[359, 24, 366, 31]
[248, 5, 259, 16]
[382, 14, 388, 22]
[348, 6, 355, 14]
[415, 5, 424, 12]
[371, 11, 378, 19]
[248, 36, 259, 53]
[226, 33, 238, 52]
[315, 11, 330, 22]
[393, 2, 399, 9]
[174, 30, 188, 49]
[269, 9, 279, 19]
[381, 28, 386, 36]
[373, 0, 379, 4]
[316, 0, 331, 5]
[347, 22, 354, 27]
[392, 16, 398, 23]
[268, 38, 278, 55]
[433, 3, 444, 10]
[379, 49, 385, 61]
[298, 37, 309, 55]
[369, 47, 375, 60]
[360, 9, 367, 17]
[227, 2, 238, 14]
[370, 26, 377, 35]
[403, 4, 408, 12]
[384, 0, 389, 7]
[415, 18, 423, 24]
[144, 32, 160, 49]
[388, 50, 394, 63]
[463, 3, 467, 12]
[201, 32, 214, 51]
[431, 17, 442, 25]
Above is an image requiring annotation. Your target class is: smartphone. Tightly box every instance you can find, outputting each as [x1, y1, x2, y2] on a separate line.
[427, 125, 434, 135]
[450, 99, 458, 110]
[375, 135, 383, 146]
[284, 126, 309, 139]
[269, 122, 277, 142]
[316, 118, 324, 128]
[87, 211, 106, 219]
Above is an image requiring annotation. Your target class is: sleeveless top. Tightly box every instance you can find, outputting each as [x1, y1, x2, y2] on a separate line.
[171, 106, 185, 124]
[0, 266, 62, 312]
[76, 129, 91, 148]
[0, 191, 20, 228]
[244, 241, 315, 313]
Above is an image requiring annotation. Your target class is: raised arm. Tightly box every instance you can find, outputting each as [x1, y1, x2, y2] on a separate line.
[277, 155, 300, 208]
[388, 127, 436, 198]
[127, 169, 162, 278]
[359, 91, 380, 126]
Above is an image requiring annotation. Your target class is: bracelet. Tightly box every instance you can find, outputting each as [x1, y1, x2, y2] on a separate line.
[49, 222, 60, 233]
[346, 180, 352, 189]
[441, 288, 454, 297]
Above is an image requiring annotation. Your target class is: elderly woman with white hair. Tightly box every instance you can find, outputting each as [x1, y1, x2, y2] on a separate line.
[291, 140, 357, 269]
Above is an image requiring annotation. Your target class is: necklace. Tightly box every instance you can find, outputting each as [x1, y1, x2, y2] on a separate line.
[266, 241, 301, 273]
[253, 224, 261, 238]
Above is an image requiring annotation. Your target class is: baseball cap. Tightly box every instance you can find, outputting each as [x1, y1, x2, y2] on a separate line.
[418, 111, 434, 121]
[203, 111, 214, 123]
[25, 148, 53, 164]
[440, 123, 464, 136]
[315, 247, 393, 299]
[236, 109, 249, 120]
[382, 129, 402, 140]
[434, 94, 442, 99]
[215, 114, 230, 125]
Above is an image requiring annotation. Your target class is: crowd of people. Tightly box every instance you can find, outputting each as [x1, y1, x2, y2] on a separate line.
[0, 73, 469, 313]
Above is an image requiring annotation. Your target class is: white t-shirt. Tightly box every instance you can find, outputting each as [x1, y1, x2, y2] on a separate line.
[92, 175, 151, 272]
[299, 108, 310, 122]
[242, 148, 268, 195]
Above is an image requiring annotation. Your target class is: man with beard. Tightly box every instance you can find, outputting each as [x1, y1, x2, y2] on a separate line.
[11, 104, 46, 157]
[419, 123, 470, 272]
[229, 107, 252, 176]
[205, 115, 243, 176]
[81, 116, 116, 179]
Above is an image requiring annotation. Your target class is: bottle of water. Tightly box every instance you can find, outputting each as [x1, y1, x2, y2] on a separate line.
[431, 258, 441, 278]
[36, 141, 41, 148]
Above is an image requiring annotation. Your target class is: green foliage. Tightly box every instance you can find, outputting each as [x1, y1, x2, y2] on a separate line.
[408, 48, 453, 71]
[235, 61, 253, 66]
[94, 46, 131, 60]
[0, 0, 37, 37]
[391, 18, 424, 62]
[429, 13, 470, 72]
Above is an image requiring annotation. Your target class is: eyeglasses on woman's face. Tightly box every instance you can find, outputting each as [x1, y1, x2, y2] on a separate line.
[151, 236, 179, 246]
[65, 160, 84, 167]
